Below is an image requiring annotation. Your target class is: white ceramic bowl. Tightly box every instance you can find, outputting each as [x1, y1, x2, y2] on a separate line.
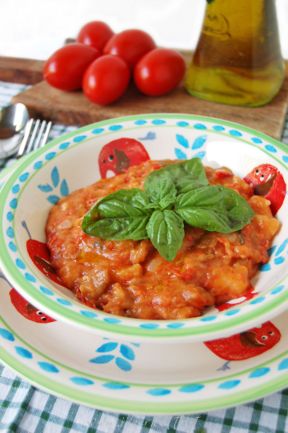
[0, 114, 287, 343]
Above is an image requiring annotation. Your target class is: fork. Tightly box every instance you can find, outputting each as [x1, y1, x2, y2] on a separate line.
[16, 118, 53, 158]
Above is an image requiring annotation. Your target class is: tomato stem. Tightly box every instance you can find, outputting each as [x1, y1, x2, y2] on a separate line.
[21, 220, 32, 239]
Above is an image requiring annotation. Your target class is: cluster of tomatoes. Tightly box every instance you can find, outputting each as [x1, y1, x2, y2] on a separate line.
[43, 21, 186, 105]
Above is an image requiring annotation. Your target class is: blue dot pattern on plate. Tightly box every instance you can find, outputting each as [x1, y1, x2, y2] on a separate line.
[249, 297, 265, 305]
[15, 346, 33, 359]
[139, 323, 159, 330]
[0, 328, 15, 341]
[70, 377, 94, 386]
[9, 199, 17, 209]
[92, 128, 104, 134]
[45, 152, 56, 160]
[115, 357, 132, 372]
[34, 161, 43, 170]
[56, 298, 72, 306]
[274, 257, 285, 265]
[12, 184, 20, 194]
[108, 125, 123, 131]
[6, 227, 14, 238]
[251, 137, 263, 144]
[25, 273, 36, 283]
[176, 134, 189, 149]
[271, 285, 285, 295]
[73, 135, 87, 143]
[91, 342, 136, 372]
[103, 317, 121, 324]
[179, 384, 205, 393]
[229, 130, 242, 137]
[194, 123, 207, 130]
[151, 119, 166, 125]
[265, 145, 277, 153]
[176, 121, 189, 127]
[213, 125, 225, 132]
[16, 258, 26, 270]
[96, 342, 118, 353]
[90, 354, 114, 364]
[278, 359, 288, 370]
[39, 286, 54, 296]
[103, 382, 130, 390]
[224, 309, 240, 316]
[147, 388, 171, 396]
[6, 211, 14, 222]
[8, 241, 17, 252]
[120, 344, 135, 361]
[249, 367, 270, 378]
[218, 380, 241, 390]
[200, 315, 217, 322]
[166, 322, 184, 329]
[80, 310, 98, 318]
[59, 142, 70, 150]
[19, 172, 29, 182]
[134, 120, 147, 125]
[38, 361, 59, 373]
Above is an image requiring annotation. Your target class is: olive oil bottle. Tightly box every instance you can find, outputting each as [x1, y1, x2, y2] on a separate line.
[185, 0, 285, 107]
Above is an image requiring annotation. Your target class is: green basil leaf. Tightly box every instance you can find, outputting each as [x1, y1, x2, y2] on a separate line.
[155, 158, 208, 194]
[175, 185, 254, 233]
[84, 215, 150, 240]
[82, 189, 151, 235]
[146, 210, 184, 261]
[82, 205, 99, 233]
[144, 170, 177, 209]
[96, 189, 150, 218]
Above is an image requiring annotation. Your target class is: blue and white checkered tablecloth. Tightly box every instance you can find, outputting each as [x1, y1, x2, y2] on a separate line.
[0, 81, 287, 433]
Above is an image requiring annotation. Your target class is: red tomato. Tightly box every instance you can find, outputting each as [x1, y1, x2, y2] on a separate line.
[103, 29, 156, 68]
[77, 21, 114, 52]
[98, 138, 150, 177]
[134, 48, 186, 96]
[83, 55, 130, 105]
[244, 164, 286, 215]
[44, 43, 100, 91]
[9, 289, 55, 324]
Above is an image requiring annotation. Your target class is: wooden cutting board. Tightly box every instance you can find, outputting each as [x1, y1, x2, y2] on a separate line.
[1, 55, 288, 139]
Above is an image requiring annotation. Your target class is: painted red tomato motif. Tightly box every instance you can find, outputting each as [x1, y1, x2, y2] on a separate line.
[98, 138, 150, 178]
[205, 322, 281, 361]
[244, 164, 286, 215]
[9, 289, 55, 323]
[22, 221, 65, 287]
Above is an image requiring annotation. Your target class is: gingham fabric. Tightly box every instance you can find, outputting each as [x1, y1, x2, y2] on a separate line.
[0, 80, 288, 433]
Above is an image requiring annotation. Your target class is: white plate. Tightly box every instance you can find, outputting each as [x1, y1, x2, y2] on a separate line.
[1, 166, 287, 414]
[1, 268, 288, 415]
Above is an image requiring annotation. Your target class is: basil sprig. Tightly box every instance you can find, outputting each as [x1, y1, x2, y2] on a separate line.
[82, 158, 254, 261]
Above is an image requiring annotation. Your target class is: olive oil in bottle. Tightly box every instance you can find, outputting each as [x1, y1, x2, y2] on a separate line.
[185, 0, 285, 107]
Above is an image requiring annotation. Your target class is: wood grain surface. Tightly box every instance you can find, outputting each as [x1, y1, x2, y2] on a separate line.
[0, 57, 43, 84]
[2, 53, 287, 139]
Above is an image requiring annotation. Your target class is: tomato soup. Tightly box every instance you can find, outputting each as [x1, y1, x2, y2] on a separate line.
[46, 161, 280, 319]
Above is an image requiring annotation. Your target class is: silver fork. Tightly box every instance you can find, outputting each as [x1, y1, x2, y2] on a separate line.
[16, 119, 52, 158]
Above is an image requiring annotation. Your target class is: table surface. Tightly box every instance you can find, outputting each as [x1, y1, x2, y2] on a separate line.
[0, 81, 288, 433]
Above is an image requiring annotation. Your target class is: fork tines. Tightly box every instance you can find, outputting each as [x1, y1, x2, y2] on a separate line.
[17, 119, 52, 159]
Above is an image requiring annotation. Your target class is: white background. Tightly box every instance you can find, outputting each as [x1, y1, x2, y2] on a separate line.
[0, 0, 288, 59]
